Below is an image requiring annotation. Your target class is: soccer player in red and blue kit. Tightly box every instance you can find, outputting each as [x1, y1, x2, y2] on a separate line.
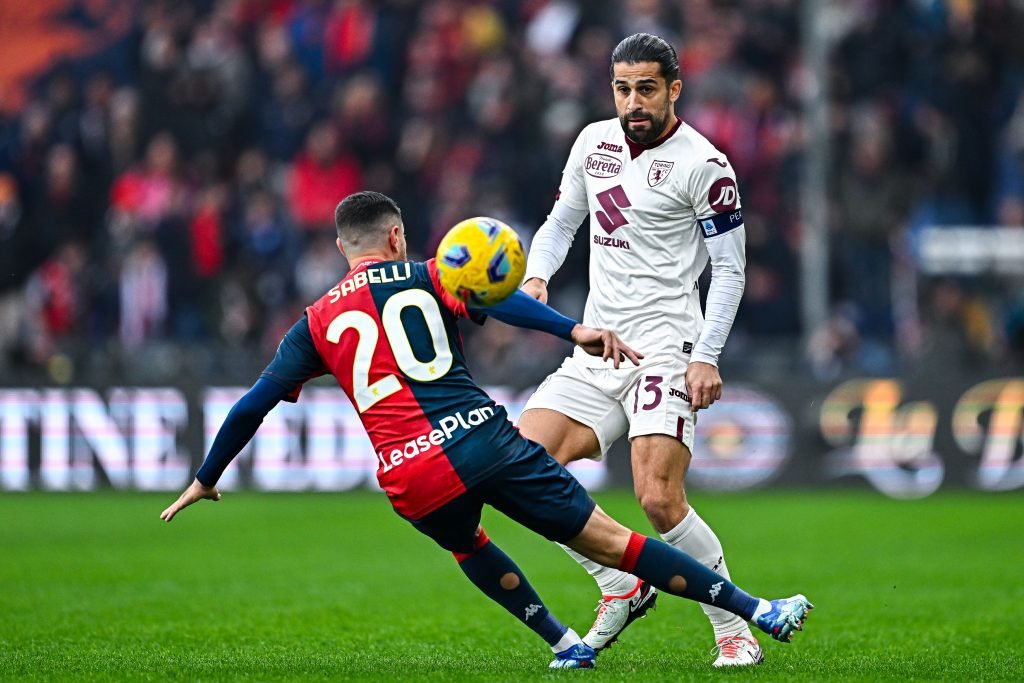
[160, 191, 812, 670]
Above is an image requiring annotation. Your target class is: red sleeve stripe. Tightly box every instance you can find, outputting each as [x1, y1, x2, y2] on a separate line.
[618, 531, 647, 573]
[427, 258, 469, 319]
[452, 527, 491, 563]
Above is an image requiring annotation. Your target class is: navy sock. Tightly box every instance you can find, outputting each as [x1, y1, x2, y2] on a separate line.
[455, 531, 568, 647]
[621, 532, 761, 620]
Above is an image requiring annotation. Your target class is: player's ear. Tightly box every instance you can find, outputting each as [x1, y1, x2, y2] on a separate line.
[336, 237, 346, 257]
[669, 78, 682, 103]
[388, 224, 402, 252]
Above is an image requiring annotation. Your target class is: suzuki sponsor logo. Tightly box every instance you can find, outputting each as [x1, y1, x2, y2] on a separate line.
[585, 153, 622, 178]
[593, 234, 630, 250]
[708, 177, 738, 212]
[598, 141, 623, 152]
[377, 406, 495, 473]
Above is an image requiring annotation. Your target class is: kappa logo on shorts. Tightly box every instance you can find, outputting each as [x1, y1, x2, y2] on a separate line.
[648, 160, 674, 187]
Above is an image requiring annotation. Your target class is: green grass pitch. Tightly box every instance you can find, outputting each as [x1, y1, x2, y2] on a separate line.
[1, 489, 1021, 681]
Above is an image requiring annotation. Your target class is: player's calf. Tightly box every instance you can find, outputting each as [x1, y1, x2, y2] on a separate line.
[453, 529, 592, 662]
[616, 531, 814, 643]
[567, 511, 814, 645]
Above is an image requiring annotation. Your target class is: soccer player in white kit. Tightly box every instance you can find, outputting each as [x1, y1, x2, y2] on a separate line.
[519, 33, 759, 667]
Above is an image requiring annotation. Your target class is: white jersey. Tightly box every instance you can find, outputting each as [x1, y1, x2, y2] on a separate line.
[525, 117, 746, 368]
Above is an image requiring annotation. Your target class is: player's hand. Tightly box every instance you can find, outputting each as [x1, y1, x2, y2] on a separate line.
[521, 278, 548, 304]
[571, 325, 644, 369]
[685, 361, 722, 412]
[160, 478, 221, 522]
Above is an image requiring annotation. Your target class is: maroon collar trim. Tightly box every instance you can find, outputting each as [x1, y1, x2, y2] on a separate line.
[625, 116, 682, 160]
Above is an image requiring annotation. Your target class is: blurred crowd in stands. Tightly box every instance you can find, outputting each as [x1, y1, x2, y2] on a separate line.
[1, 0, 1023, 386]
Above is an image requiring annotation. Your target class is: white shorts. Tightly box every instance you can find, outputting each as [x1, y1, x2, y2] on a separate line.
[523, 353, 696, 458]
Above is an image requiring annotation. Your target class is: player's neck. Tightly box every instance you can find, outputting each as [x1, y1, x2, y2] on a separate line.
[656, 113, 680, 141]
[348, 252, 394, 270]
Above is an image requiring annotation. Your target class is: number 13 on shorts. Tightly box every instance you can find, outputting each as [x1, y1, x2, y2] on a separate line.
[629, 372, 695, 451]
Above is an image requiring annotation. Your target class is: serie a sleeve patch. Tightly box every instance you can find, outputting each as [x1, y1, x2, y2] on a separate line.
[698, 208, 744, 238]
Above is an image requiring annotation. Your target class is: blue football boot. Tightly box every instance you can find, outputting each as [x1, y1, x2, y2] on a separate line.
[754, 594, 814, 642]
[549, 642, 596, 669]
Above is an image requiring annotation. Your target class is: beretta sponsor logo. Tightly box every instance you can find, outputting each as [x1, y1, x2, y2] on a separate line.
[585, 152, 622, 178]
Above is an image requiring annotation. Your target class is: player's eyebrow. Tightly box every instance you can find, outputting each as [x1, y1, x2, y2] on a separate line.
[613, 78, 659, 87]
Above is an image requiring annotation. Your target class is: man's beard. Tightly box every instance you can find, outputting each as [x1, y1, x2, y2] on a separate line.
[620, 108, 668, 144]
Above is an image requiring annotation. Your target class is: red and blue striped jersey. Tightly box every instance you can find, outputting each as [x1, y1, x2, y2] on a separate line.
[303, 258, 524, 519]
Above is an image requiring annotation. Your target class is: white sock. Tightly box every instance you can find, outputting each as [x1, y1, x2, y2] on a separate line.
[751, 599, 773, 622]
[551, 627, 583, 653]
[661, 507, 753, 639]
[559, 543, 638, 596]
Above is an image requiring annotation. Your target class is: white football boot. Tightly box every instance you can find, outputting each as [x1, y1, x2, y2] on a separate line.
[581, 578, 658, 651]
[711, 634, 764, 668]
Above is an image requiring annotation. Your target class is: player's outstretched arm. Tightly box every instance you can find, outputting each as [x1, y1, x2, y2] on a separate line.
[472, 289, 574, 338]
[159, 377, 290, 522]
[476, 291, 643, 367]
[570, 325, 643, 369]
[159, 317, 324, 522]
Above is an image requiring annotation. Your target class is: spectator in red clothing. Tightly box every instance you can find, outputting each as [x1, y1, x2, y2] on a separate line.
[287, 121, 361, 232]
[189, 185, 227, 281]
[22, 243, 88, 362]
[109, 132, 187, 232]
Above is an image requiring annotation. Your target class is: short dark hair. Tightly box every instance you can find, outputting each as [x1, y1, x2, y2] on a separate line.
[334, 191, 402, 250]
[610, 33, 680, 84]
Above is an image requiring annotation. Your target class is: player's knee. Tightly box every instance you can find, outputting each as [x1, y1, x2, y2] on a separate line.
[549, 444, 577, 465]
[533, 433, 583, 465]
[637, 491, 687, 533]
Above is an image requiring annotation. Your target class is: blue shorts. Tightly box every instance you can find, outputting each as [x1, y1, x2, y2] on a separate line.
[407, 439, 597, 554]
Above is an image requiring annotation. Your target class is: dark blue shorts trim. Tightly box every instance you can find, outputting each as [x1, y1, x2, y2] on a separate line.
[407, 440, 596, 554]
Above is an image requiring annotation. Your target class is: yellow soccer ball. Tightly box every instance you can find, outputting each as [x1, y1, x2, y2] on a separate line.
[435, 217, 526, 307]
